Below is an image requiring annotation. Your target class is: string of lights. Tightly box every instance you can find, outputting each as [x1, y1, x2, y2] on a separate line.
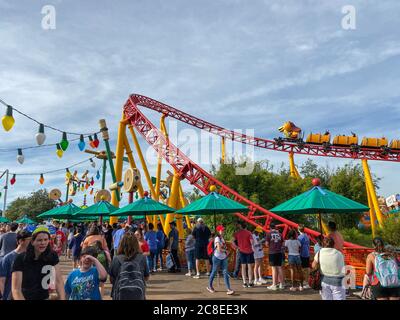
[0, 98, 102, 162]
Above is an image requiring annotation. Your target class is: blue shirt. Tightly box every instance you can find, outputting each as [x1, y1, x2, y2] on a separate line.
[113, 229, 125, 250]
[168, 228, 179, 250]
[298, 233, 310, 258]
[0, 250, 18, 300]
[144, 231, 158, 251]
[156, 230, 165, 249]
[68, 233, 84, 257]
[64, 267, 101, 300]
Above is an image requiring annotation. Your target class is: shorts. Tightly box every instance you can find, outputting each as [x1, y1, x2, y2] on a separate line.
[269, 253, 283, 267]
[288, 255, 301, 266]
[195, 246, 208, 260]
[240, 252, 255, 264]
[301, 257, 310, 268]
[371, 283, 400, 299]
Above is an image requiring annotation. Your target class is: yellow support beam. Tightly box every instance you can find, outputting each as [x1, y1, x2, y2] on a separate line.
[122, 132, 144, 197]
[289, 152, 301, 179]
[361, 159, 384, 227]
[366, 184, 377, 238]
[221, 136, 226, 164]
[110, 117, 127, 225]
[164, 173, 180, 235]
[128, 125, 157, 198]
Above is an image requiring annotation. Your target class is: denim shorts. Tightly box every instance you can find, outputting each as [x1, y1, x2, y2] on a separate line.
[288, 255, 301, 266]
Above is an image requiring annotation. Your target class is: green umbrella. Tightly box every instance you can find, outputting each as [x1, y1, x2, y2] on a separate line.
[38, 203, 81, 220]
[388, 208, 400, 214]
[0, 216, 10, 223]
[175, 189, 249, 229]
[270, 181, 369, 234]
[111, 194, 175, 225]
[15, 215, 36, 224]
[72, 201, 119, 218]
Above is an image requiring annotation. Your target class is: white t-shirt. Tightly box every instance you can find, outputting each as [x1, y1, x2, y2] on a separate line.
[314, 248, 345, 277]
[284, 239, 301, 256]
[214, 236, 227, 260]
[252, 234, 264, 259]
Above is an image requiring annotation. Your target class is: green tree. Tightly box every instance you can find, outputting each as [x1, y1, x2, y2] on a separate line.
[5, 189, 56, 221]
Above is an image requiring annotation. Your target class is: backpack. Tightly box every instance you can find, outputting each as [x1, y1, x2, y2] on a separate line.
[112, 255, 146, 300]
[373, 253, 400, 288]
[96, 250, 109, 273]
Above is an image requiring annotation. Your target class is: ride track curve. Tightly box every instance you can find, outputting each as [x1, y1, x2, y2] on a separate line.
[124, 94, 371, 249]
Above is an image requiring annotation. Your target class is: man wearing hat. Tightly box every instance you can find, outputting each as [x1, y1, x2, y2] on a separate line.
[167, 221, 181, 272]
[0, 230, 32, 300]
[192, 218, 211, 279]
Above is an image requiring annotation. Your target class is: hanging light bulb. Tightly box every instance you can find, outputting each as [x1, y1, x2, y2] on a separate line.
[78, 134, 85, 151]
[81, 185, 85, 192]
[90, 177, 94, 186]
[88, 135, 95, 148]
[90, 158, 96, 168]
[85, 183, 89, 190]
[60, 132, 69, 151]
[39, 174, 45, 185]
[93, 133, 100, 148]
[2, 106, 15, 131]
[96, 171, 100, 180]
[35, 123, 46, 145]
[17, 148, 24, 164]
[65, 168, 71, 179]
[10, 174, 16, 185]
[56, 143, 63, 158]
[90, 188, 94, 195]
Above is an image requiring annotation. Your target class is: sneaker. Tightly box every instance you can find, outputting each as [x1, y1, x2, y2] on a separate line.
[206, 272, 210, 276]
[290, 287, 297, 292]
[267, 285, 278, 291]
[242, 283, 249, 288]
[279, 283, 285, 290]
[153, 269, 157, 273]
[157, 268, 162, 271]
[227, 289, 235, 295]
[206, 287, 215, 293]
[303, 284, 310, 289]
[254, 281, 262, 286]
[193, 274, 200, 279]
[298, 286, 304, 292]
[259, 278, 268, 284]
[185, 272, 192, 277]
[248, 283, 254, 288]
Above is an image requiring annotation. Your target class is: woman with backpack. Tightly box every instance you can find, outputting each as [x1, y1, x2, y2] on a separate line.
[311, 237, 345, 300]
[109, 232, 150, 300]
[206, 225, 234, 295]
[366, 237, 400, 300]
[64, 246, 107, 300]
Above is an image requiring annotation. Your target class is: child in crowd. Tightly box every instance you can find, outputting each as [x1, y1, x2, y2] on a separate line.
[284, 229, 304, 291]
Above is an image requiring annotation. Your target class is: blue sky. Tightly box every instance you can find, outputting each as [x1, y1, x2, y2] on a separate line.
[0, 0, 400, 210]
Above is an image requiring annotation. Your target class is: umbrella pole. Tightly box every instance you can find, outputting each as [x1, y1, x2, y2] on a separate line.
[214, 212, 216, 231]
[318, 213, 323, 236]
[127, 192, 133, 225]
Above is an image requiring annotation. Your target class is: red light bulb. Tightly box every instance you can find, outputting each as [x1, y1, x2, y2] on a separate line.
[10, 174, 16, 185]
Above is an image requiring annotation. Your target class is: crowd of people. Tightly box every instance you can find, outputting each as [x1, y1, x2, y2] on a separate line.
[0, 217, 399, 300]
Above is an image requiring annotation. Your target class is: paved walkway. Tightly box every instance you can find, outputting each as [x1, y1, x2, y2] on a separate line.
[59, 256, 323, 300]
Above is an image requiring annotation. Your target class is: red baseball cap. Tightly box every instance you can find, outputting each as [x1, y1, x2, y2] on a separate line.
[216, 225, 225, 232]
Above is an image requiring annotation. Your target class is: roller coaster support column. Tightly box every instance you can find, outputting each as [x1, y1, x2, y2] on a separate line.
[366, 184, 377, 238]
[128, 125, 156, 204]
[102, 118, 124, 225]
[289, 152, 301, 179]
[122, 133, 145, 197]
[179, 184, 191, 230]
[361, 159, 384, 227]
[164, 173, 181, 235]
[221, 137, 226, 164]
[155, 115, 167, 201]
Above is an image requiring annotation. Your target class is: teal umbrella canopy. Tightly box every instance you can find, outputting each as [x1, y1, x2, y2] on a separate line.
[72, 201, 119, 217]
[15, 215, 36, 224]
[0, 216, 10, 223]
[38, 203, 81, 220]
[110, 196, 175, 217]
[269, 186, 369, 214]
[175, 192, 249, 216]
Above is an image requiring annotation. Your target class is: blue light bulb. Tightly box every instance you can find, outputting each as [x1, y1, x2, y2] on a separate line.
[78, 134, 85, 151]
[96, 171, 100, 180]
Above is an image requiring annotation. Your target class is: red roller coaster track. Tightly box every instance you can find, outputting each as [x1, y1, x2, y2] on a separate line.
[124, 94, 367, 248]
[130, 94, 400, 162]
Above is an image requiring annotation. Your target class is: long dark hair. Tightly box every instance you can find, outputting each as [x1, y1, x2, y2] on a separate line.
[24, 231, 53, 263]
[117, 232, 141, 261]
[87, 225, 100, 236]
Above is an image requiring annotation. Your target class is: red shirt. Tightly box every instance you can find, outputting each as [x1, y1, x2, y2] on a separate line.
[56, 230, 66, 244]
[234, 229, 253, 254]
[140, 240, 150, 253]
